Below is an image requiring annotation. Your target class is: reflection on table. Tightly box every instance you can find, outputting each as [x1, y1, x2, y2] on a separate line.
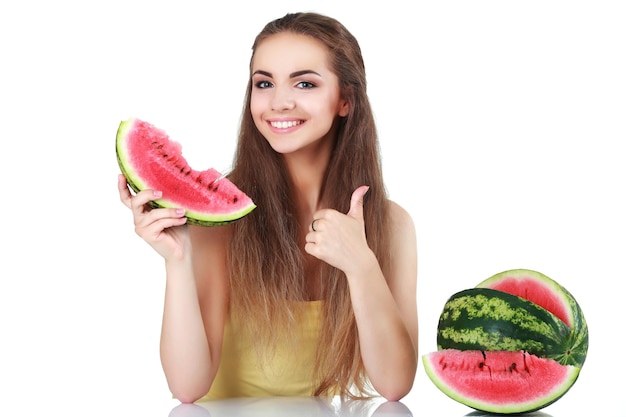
[169, 396, 413, 417]
[465, 412, 552, 417]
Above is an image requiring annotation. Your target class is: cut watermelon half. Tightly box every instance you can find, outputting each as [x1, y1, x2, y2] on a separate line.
[423, 349, 580, 414]
[476, 268, 588, 367]
[116, 117, 256, 226]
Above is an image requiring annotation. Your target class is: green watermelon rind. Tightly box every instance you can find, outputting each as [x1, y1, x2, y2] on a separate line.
[116, 118, 256, 227]
[475, 268, 589, 367]
[436, 288, 574, 364]
[422, 351, 581, 414]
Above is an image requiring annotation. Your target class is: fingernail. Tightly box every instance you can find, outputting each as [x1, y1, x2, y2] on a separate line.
[176, 209, 185, 215]
[153, 190, 162, 198]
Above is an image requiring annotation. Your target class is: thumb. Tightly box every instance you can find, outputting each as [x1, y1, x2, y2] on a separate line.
[347, 185, 370, 220]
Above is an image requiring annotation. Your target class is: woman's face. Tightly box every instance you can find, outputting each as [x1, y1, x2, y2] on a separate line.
[250, 32, 349, 156]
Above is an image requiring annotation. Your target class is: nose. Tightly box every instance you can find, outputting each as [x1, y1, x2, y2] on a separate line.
[270, 85, 295, 112]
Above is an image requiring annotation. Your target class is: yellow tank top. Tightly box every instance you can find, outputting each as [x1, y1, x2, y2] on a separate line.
[199, 301, 322, 400]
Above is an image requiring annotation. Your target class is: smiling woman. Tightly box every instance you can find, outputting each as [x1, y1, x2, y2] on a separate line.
[117, 11, 418, 403]
[2, 0, 625, 415]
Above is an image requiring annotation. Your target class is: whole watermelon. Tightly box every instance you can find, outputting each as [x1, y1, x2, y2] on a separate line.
[423, 268, 588, 414]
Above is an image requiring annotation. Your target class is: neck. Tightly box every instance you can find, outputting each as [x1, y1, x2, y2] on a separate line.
[283, 143, 331, 217]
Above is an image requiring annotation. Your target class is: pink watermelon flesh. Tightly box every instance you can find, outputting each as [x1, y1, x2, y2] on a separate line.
[116, 118, 256, 226]
[423, 349, 580, 414]
[478, 270, 572, 327]
[486, 276, 569, 326]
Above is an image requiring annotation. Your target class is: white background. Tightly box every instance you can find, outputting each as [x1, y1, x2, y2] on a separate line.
[1, 1, 624, 415]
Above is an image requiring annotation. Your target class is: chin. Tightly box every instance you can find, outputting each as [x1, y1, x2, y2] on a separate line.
[265, 138, 302, 155]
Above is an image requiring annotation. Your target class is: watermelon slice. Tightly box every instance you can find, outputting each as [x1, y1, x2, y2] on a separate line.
[116, 118, 256, 226]
[476, 268, 588, 367]
[423, 349, 580, 414]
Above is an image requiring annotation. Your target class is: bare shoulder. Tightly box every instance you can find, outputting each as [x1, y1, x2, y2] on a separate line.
[386, 200, 416, 241]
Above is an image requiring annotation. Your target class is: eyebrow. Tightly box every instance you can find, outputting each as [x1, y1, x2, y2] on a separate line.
[252, 69, 322, 78]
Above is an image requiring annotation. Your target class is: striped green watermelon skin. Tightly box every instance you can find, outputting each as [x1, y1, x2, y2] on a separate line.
[476, 269, 588, 367]
[436, 288, 580, 366]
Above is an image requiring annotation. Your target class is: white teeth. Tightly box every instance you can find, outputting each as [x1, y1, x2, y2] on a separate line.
[270, 120, 302, 129]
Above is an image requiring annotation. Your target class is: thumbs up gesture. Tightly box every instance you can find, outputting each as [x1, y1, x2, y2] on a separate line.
[305, 185, 373, 275]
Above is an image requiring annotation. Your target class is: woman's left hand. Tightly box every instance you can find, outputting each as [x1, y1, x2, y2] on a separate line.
[304, 185, 374, 275]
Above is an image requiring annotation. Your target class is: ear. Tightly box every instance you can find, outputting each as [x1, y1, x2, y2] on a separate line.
[338, 99, 350, 117]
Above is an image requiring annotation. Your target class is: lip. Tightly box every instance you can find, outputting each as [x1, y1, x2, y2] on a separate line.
[266, 118, 305, 133]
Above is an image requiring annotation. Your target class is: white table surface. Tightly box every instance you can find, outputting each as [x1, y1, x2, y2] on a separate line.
[2, 344, 620, 416]
[116, 358, 622, 417]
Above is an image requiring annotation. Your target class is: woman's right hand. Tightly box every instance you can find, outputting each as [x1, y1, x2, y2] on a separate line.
[118, 174, 190, 261]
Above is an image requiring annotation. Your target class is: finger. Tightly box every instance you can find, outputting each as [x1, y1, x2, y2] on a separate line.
[118, 174, 133, 208]
[347, 185, 370, 220]
[136, 207, 187, 234]
[304, 241, 317, 258]
[146, 215, 188, 237]
[309, 208, 333, 232]
[130, 189, 163, 216]
[310, 218, 321, 232]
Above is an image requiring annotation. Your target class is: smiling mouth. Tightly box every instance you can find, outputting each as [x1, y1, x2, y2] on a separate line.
[270, 120, 303, 129]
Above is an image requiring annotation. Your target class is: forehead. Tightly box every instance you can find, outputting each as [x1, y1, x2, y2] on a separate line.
[252, 32, 333, 74]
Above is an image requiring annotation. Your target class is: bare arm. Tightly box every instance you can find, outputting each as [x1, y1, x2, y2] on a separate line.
[160, 224, 229, 403]
[305, 188, 418, 400]
[346, 201, 418, 400]
[118, 175, 228, 403]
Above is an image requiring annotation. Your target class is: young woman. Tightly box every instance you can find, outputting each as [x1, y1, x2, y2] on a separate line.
[118, 12, 418, 402]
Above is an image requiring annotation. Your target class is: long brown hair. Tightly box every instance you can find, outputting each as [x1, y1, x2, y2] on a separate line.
[227, 12, 390, 398]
